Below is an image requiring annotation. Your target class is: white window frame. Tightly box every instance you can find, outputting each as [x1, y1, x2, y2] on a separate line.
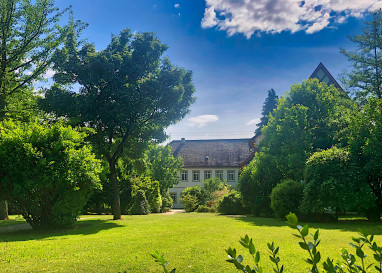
[204, 170, 211, 180]
[181, 171, 188, 182]
[193, 170, 200, 182]
[216, 170, 223, 180]
[228, 170, 235, 182]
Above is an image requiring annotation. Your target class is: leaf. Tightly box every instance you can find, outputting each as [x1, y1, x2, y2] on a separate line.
[299, 242, 309, 250]
[356, 247, 365, 259]
[286, 213, 298, 227]
[255, 251, 260, 263]
[314, 230, 319, 241]
[313, 252, 321, 264]
[237, 255, 243, 263]
[300, 225, 309, 237]
[249, 241, 256, 255]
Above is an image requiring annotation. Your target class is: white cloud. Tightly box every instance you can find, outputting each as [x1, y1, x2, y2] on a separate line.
[188, 115, 219, 127]
[174, 3, 180, 8]
[43, 69, 55, 79]
[246, 117, 261, 126]
[201, 0, 382, 37]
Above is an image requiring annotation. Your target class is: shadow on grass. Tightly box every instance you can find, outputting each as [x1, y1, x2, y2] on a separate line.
[225, 215, 382, 235]
[0, 219, 123, 243]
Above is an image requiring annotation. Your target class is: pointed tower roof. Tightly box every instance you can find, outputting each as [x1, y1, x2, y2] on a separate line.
[310, 62, 344, 92]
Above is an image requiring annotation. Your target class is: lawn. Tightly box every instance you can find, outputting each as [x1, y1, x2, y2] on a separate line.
[0, 213, 381, 272]
[0, 215, 26, 228]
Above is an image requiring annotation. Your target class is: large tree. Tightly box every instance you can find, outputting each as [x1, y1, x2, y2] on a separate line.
[41, 27, 195, 219]
[254, 89, 278, 137]
[240, 79, 354, 214]
[341, 10, 382, 104]
[0, 0, 69, 220]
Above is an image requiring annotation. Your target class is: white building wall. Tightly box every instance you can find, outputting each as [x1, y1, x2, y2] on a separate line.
[169, 167, 240, 209]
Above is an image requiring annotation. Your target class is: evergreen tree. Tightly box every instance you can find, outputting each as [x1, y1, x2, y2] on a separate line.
[341, 10, 382, 104]
[254, 89, 278, 136]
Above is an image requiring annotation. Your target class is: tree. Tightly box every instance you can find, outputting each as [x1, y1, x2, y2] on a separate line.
[41, 28, 195, 219]
[0, 121, 101, 229]
[341, 10, 382, 104]
[240, 79, 354, 214]
[203, 177, 223, 200]
[348, 98, 382, 220]
[146, 144, 183, 195]
[254, 89, 278, 136]
[0, 0, 70, 220]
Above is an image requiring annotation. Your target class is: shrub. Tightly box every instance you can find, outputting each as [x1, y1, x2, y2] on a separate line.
[131, 176, 162, 213]
[270, 179, 303, 219]
[195, 205, 216, 213]
[203, 177, 223, 200]
[209, 186, 230, 211]
[129, 190, 150, 215]
[181, 186, 206, 206]
[302, 147, 374, 216]
[218, 191, 246, 215]
[0, 121, 101, 229]
[161, 191, 173, 212]
[181, 194, 199, 213]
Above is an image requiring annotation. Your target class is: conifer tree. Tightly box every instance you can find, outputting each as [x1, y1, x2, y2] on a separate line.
[254, 89, 278, 136]
[341, 10, 382, 104]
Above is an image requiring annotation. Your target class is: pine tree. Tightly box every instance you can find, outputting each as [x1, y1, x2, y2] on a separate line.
[341, 10, 382, 104]
[254, 89, 278, 136]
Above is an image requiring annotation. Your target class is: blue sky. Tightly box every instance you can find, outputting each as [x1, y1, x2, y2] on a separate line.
[54, 0, 381, 141]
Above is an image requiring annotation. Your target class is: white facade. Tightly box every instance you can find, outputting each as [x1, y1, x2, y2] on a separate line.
[170, 167, 240, 209]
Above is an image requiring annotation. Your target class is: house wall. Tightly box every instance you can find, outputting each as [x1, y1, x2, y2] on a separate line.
[169, 167, 240, 209]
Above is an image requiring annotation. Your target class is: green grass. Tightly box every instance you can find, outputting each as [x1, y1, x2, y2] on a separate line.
[0, 215, 26, 228]
[0, 213, 381, 272]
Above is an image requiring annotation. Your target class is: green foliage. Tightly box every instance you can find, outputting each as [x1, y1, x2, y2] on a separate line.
[203, 177, 224, 200]
[151, 250, 176, 273]
[146, 145, 183, 195]
[161, 191, 173, 212]
[40, 25, 195, 219]
[181, 186, 206, 206]
[129, 190, 150, 215]
[270, 179, 303, 219]
[255, 89, 278, 137]
[195, 205, 216, 213]
[341, 10, 382, 103]
[0, 0, 70, 120]
[131, 176, 162, 213]
[218, 191, 246, 215]
[347, 98, 382, 220]
[0, 121, 101, 229]
[240, 79, 353, 215]
[302, 147, 374, 216]
[181, 194, 199, 213]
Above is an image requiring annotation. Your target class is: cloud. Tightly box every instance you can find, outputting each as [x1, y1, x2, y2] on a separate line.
[43, 69, 55, 79]
[174, 3, 180, 8]
[188, 115, 219, 127]
[246, 118, 261, 126]
[201, 0, 382, 37]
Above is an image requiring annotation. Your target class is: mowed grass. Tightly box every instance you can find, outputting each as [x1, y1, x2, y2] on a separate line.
[0, 215, 26, 228]
[0, 213, 381, 272]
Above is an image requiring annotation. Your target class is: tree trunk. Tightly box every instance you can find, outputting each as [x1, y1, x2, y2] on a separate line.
[0, 199, 8, 220]
[109, 161, 121, 220]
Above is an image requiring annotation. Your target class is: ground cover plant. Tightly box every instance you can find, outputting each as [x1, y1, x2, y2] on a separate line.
[0, 213, 381, 272]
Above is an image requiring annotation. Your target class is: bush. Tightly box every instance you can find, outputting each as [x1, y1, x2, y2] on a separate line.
[218, 191, 246, 215]
[270, 179, 303, 219]
[203, 177, 223, 200]
[181, 194, 199, 213]
[130, 190, 150, 215]
[181, 186, 206, 206]
[161, 191, 173, 212]
[0, 121, 101, 229]
[131, 176, 162, 213]
[302, 147, 374, 216]
[195, 205, 216, 213]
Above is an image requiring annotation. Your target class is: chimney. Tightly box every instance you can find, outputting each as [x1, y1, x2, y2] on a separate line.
[181, 138, 185, 144]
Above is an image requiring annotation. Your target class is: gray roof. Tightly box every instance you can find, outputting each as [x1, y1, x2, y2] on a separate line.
[169, 139, 253, 167]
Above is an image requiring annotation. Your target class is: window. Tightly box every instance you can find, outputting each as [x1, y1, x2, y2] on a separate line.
[216, 170, 223, 180]
[170, 193, 177, 203]
[193, 170, 200, 182]
[181, 171, 188, 182]
[228, 170, 235, 182]
[204, 170, 211, 180]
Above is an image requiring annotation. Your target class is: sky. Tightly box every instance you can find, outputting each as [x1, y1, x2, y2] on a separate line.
[53, 0, 382, 142]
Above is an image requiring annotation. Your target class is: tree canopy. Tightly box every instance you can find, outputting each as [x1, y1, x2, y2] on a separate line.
[254, 89, 278, 137]
[41, 27, 195, 219]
